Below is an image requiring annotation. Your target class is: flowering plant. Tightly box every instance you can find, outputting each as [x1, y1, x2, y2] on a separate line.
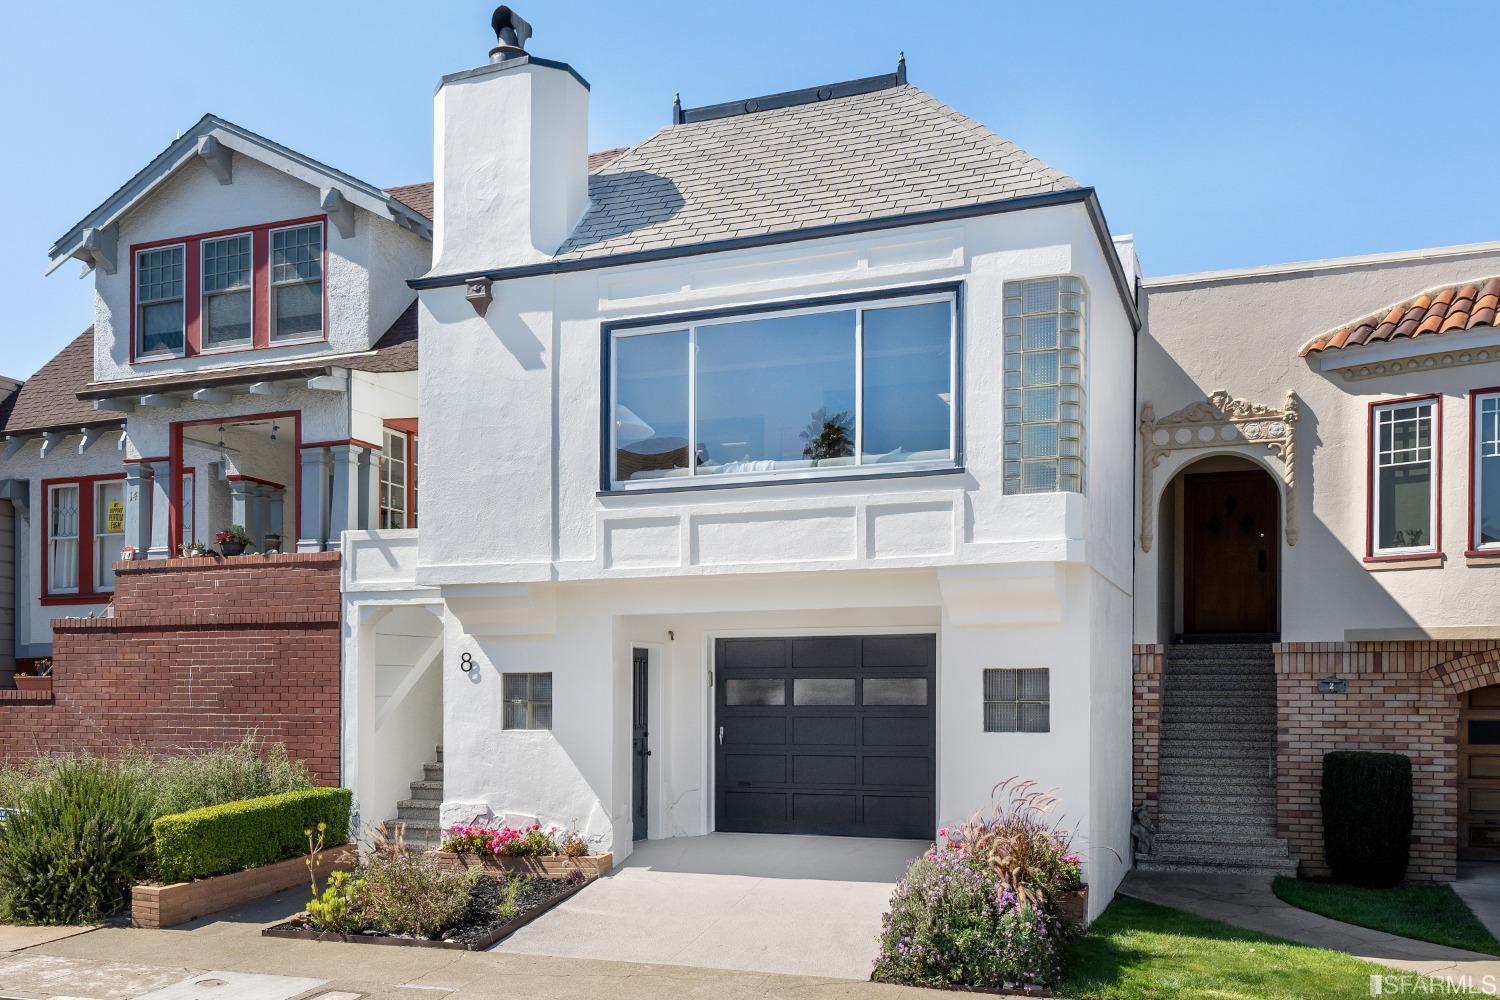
[441, 822, 560, 857]
[216, 525, 251, 546]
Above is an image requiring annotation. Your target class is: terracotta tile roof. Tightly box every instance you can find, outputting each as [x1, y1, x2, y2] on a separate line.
[382, 149, 627, 222]
[1300, 276, 1500, 357]
[0, 329, 122, 435]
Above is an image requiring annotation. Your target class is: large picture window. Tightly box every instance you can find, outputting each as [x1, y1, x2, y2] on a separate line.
[1475, 392, 1500, 552]
[608, 291, 956, 489]
[1371, 397, 1439, 557]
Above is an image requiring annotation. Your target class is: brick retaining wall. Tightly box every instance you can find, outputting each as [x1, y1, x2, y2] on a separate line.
[0, 553, 342, 783]
[1132, 644, 1164, 819]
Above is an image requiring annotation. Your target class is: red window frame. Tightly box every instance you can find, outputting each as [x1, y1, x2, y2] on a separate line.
[1365, 393, 1443, 563]
[39, 473, 127, 605]
[129, 215, 329, 363]
[381, 419, 418, 529]
[1470, 387, 1500, 556]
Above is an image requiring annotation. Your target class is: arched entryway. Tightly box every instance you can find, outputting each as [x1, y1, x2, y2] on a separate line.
[1162, 455, 1282, 640]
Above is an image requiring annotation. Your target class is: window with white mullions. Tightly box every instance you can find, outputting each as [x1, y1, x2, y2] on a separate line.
[502, 673, 553, 730]
[136, 245, 185, 357]
[1003, 277, 1085, 494]
[380, 426, 417, 528]
[270, 224, 323, 341]
[47, 485, 80, 594]
[201, 234, 253, 349]
[1372, 399, 1438, 555]
[1477, 394, 1500, 550]
[609, 292, 956, 488]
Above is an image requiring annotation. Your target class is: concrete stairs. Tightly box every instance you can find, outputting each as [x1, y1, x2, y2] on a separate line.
[388, 745, 444, 850]
[1137, 643, 1297, 877]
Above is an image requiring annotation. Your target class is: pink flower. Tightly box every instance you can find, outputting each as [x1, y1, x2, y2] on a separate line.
[938, 828, 949, 838]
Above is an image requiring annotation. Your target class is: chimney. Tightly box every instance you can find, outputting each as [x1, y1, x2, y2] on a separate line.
[432, 6, 590, 274]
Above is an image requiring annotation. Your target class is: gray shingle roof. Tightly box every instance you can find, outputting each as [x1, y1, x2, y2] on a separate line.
[554, 84, 1078, 261]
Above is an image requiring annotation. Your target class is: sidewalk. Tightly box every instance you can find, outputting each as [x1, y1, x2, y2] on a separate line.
[1122, 869, 1500, 992]
[0, 888, 928, 1000]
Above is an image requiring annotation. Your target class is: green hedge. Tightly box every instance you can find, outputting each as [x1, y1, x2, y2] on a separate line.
[153, 787, 351, 883]
[1320, 751, 1412, 888]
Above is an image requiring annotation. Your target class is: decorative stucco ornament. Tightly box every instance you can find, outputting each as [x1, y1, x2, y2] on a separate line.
[1138, 389, 1300, 552]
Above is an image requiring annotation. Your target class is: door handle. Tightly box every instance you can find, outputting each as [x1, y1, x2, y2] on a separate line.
[718, 726, 724, 746]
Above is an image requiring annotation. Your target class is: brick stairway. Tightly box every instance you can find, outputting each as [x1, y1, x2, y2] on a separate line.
[388, 745, 445, 850]
[1137, 642, 1296, 876]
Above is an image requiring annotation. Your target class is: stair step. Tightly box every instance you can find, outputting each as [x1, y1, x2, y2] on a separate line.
[435, 744, 444, 762]
[423, 762, 444, 780]
[1158, 791, 1276, 811]
[1135, 854, 1296, 877]
[1160, 740, 1275, 760]
[1158, 722, 1274, 739]
[409, 779, 443, 800]
[1165, 675, 1276, 691]
[1162, 692, 1276, 708]
[1151, 834, 1290, 859]
[1159, 778, 1276, 797]
[1158, 815, 1278, 836]
[398, 799, 439, 816]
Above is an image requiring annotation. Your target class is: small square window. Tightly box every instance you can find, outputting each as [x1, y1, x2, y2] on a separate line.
[983, 668, 1049, 733]
[502, 672, 552, 730]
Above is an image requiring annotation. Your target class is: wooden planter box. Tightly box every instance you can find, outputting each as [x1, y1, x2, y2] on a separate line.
[14, 676, 52, 694]
[1056, 884, 1089, 928]
[432, 850, 613, 880]
[132, 849, 353, 929]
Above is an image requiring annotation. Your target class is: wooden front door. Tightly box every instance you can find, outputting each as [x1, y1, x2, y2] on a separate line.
[1461, 686, 1500, 859]
[1183, 471, 1279, 635]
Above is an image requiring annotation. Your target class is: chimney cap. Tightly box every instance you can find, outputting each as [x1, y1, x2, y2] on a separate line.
[490, 6, 533, 62]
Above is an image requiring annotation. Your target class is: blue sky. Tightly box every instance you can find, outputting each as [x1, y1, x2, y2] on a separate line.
[2, 0, 1495, 381]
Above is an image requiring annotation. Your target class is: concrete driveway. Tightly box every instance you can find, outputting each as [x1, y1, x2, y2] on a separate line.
[492, 833, 925, 980]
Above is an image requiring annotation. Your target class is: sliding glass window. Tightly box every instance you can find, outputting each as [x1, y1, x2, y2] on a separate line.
[609, 293, 956, 489]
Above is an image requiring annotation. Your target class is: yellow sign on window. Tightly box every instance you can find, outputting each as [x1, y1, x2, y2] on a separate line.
[106, 500, 125, 534]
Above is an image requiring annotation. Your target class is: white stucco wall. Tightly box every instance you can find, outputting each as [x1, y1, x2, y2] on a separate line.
[1137, 242, 1500, 643]
[350, 371, 418, 448]
[92, 154, 429, 383]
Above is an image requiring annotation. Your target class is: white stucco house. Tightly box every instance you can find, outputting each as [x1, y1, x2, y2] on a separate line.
[342, 14, 1140, 916]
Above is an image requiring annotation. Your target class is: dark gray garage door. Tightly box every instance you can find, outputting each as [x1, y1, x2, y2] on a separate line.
[714, 634, 935, 839]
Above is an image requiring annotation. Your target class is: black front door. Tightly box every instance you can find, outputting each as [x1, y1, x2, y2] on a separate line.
[714, 634, 935, 839]
[632, 649, 649, 841]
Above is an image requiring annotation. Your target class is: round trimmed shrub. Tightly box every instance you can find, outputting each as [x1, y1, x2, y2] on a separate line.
[1321, 750, 1412, 887]
[872, 846, 1063, 990]
[0, 758, 154, 924]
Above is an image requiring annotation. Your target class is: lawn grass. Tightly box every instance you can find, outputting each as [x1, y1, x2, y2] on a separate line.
[1058, 895, 1423, 1000]
[1271, 876, 1500, 957]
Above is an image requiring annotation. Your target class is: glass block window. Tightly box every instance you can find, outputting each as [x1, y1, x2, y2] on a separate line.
[1003, 277, 1085, 494]
[201, 234, 253, 349]
[270, 223, 323, 341]
[983, 668, 1050, 733]
[502, 673, 552, 730]
[1371, 399, 1437, 555]
[136, 245, 186, 356]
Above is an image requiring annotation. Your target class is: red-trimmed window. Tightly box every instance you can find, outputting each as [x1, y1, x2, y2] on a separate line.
[41, 474, 126, 601]
[380, 420, 418, 529]
[1369, 396, 1440, 559]
[1474, 390, 1500, 553]
[130, 216, 327, 362]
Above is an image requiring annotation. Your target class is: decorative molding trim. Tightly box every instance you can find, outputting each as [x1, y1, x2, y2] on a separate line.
[1139, 389, 1300, 552]
[1334, 345, 1500, 381]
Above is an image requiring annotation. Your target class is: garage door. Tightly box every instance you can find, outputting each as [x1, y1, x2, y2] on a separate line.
[714, 634, 935, 839]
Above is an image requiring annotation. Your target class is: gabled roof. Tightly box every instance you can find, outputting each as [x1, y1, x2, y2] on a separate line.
[1300, 277, 1500, 356]
[554, 82, 1078, 261]
[0, 330, 123, 436]
[49, 114, 433, 273]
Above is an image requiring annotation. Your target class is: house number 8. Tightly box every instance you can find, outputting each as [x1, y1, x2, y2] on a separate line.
[460, 652, 475, 673]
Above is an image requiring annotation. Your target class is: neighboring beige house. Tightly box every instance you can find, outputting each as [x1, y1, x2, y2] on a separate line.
[1135, 240, 1500, 879]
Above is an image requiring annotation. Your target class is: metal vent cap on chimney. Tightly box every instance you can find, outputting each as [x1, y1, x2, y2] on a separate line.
[490, 6, 533, 63]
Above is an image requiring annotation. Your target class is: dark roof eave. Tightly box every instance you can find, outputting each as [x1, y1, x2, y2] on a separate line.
[77, 364, 335, 402]
[3, 416, 125, 438]
[409, 188, 1141, 332]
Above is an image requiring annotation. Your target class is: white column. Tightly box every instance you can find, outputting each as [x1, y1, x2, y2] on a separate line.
[298, 446, 332, 553]
[357, 445, 379, 531]
[268, 488, 285, 546]
[147, 459, 173, 559]
[123, 460, 153, 559]
[228, 479, 255, 545]
[328, 444, 363, 549]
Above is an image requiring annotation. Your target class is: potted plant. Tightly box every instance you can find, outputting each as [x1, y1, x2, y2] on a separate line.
[15, 659, 53, 694]
[262, 532, 282, 554]
[180, 541, 209, 558]
[216, 525, 252, 557]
